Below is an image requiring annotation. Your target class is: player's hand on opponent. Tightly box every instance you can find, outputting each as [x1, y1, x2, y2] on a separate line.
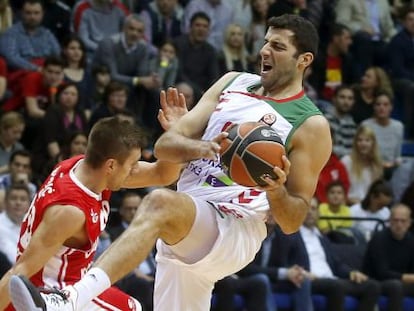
[259, 155, 290, 191]
[197, 132, 228, 161]
[158, 87, 188, 131]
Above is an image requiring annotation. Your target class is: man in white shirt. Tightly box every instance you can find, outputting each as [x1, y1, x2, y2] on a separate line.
[0, 184, 31, 264]
[300, 198, 380, 311]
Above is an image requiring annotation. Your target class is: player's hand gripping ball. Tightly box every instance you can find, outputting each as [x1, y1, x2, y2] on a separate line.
[219, 122, 286, 187]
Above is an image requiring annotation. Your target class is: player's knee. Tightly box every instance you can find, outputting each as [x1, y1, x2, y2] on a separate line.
[136, 188, 173, 221]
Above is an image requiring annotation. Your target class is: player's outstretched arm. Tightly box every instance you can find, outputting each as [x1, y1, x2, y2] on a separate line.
[263, 115, 332, 234]
[154, 72, 240, 163]
[0, 205, 86, 309]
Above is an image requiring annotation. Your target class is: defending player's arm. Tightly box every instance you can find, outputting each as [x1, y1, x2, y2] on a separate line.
[0, 205, 86, 308]
[264, 115, 332, 234]
[154, 72, 240, 163]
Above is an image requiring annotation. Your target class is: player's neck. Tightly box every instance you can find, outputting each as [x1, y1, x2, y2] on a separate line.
[262, 81, 303, 100]
[73, 161, 107, 194]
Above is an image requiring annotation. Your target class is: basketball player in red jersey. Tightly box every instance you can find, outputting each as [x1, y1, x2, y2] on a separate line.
[0, 89, 221, 310]
[9, 15, 332, 311]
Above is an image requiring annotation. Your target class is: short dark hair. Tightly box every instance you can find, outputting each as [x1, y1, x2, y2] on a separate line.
[328, 23, 350, 42]
[44, 55, 65, 69]
[399, 5, 414, 20]
[190, 11, 210, 26]
[333, 84, 354, 97]
[361, 179, 393, 210]
[6, 183, 31, 201]
[23, 0, 43, 9]
[85, 117, 147, 168]
[325, 180, 346, 193]
[10, 150, 32, 165]
[267, 14, 319, 58]
[103, 81, 129, 104]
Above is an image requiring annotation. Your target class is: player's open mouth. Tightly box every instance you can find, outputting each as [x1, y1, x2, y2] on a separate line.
[262, 64, 272, 73]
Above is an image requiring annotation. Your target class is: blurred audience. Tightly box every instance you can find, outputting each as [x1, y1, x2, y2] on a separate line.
[362, 93, 404, 179]
[0, 112, 25, 175]
[350, 179, 393, 241]
[0, 184, 31, 264]
[363, 203, 414, 311]
[341, 125, 383, 204]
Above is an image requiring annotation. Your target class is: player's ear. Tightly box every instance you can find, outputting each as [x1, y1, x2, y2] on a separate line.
[105, 159, 116, 173]
[298, 52, 313, 69]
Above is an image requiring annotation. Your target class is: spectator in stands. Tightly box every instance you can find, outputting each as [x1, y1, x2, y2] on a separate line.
[363, 203, 414, 311]
[0, 56, 7, 103]
[217, 24, 251, 75]
[341, 125, 384, 204]
[108, 191, 155, 311]
[0, 184, 31, 264]
[139, 0, 183, 48]
[267, 0, 336, 47]
[88, 64, 112, 117]
[362, 93, 404, 180]
[237, 220, 313, 311]
[149, 39, 178, 90]
[388, 6, 414, 138]
[3, 55, 65, 117]
[350, 179, 393, 241]
[246, 0, 270, 68]
[5, 56, 64, 151]
[301, 197, 380, 311]
[174, 12, 219, 96]
[351, 66, 394, 124]
[315, 149, 350, 204]
[0, 112, 25, 175]
[93, 14, 160, 119]
[61, 35, 93, 112]
[183, 0, 233, 51]
[39, 131, 88, 183]
[0, 0, 60, 72]
[32, 83, 87, 176]
[71, 0, 129, 57]
[42, 0, 71, 43]
[0, 150, 36, 211]
[318, 181, 353, 235]
[335, 0, 396, 77]
[89, 81, 130, 129]
[325, 85, 357, 158]
[0, 0, 12, 33]
[309, 24, 356, 102]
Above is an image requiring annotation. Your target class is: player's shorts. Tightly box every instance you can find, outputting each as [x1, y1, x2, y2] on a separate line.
[88, 286, 142, 311]
[154, 197, 267, 311]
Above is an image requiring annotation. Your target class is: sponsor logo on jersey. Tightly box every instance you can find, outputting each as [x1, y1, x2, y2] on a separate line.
[260, 113, 276, 125]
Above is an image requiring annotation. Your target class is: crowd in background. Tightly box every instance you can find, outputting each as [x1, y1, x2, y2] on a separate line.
[1, 0, 414, 310]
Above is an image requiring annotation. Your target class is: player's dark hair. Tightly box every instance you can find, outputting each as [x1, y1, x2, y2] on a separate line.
[267, 14, 319, 58]
[85, 117, 146, 168]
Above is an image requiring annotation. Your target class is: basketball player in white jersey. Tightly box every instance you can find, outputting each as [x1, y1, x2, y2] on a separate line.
[9, 14, 332, 311]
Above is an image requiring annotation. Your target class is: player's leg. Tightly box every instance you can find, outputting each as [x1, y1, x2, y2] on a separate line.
[153, 199, 220, 311]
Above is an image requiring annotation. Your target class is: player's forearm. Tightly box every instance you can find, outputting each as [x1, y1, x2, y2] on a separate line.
[267, 187, 309, 234]
[154, 131, 209, 163]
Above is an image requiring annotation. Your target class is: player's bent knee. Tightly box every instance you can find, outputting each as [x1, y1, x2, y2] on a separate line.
[135, 188, 179, 221]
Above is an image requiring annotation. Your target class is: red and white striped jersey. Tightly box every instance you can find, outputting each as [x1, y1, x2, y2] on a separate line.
[16, 155, 111, 288]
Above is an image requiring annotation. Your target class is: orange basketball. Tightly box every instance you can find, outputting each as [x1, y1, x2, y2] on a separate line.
[219, 122, 285, 187]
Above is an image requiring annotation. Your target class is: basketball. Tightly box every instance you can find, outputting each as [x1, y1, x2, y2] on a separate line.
[219, 122, 286, 187]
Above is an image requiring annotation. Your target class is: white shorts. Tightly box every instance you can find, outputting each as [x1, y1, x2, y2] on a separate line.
[153, 197, 267, 311]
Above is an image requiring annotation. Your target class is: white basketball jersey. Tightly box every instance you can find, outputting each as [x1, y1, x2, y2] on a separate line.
[177, 73, 321, 215]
